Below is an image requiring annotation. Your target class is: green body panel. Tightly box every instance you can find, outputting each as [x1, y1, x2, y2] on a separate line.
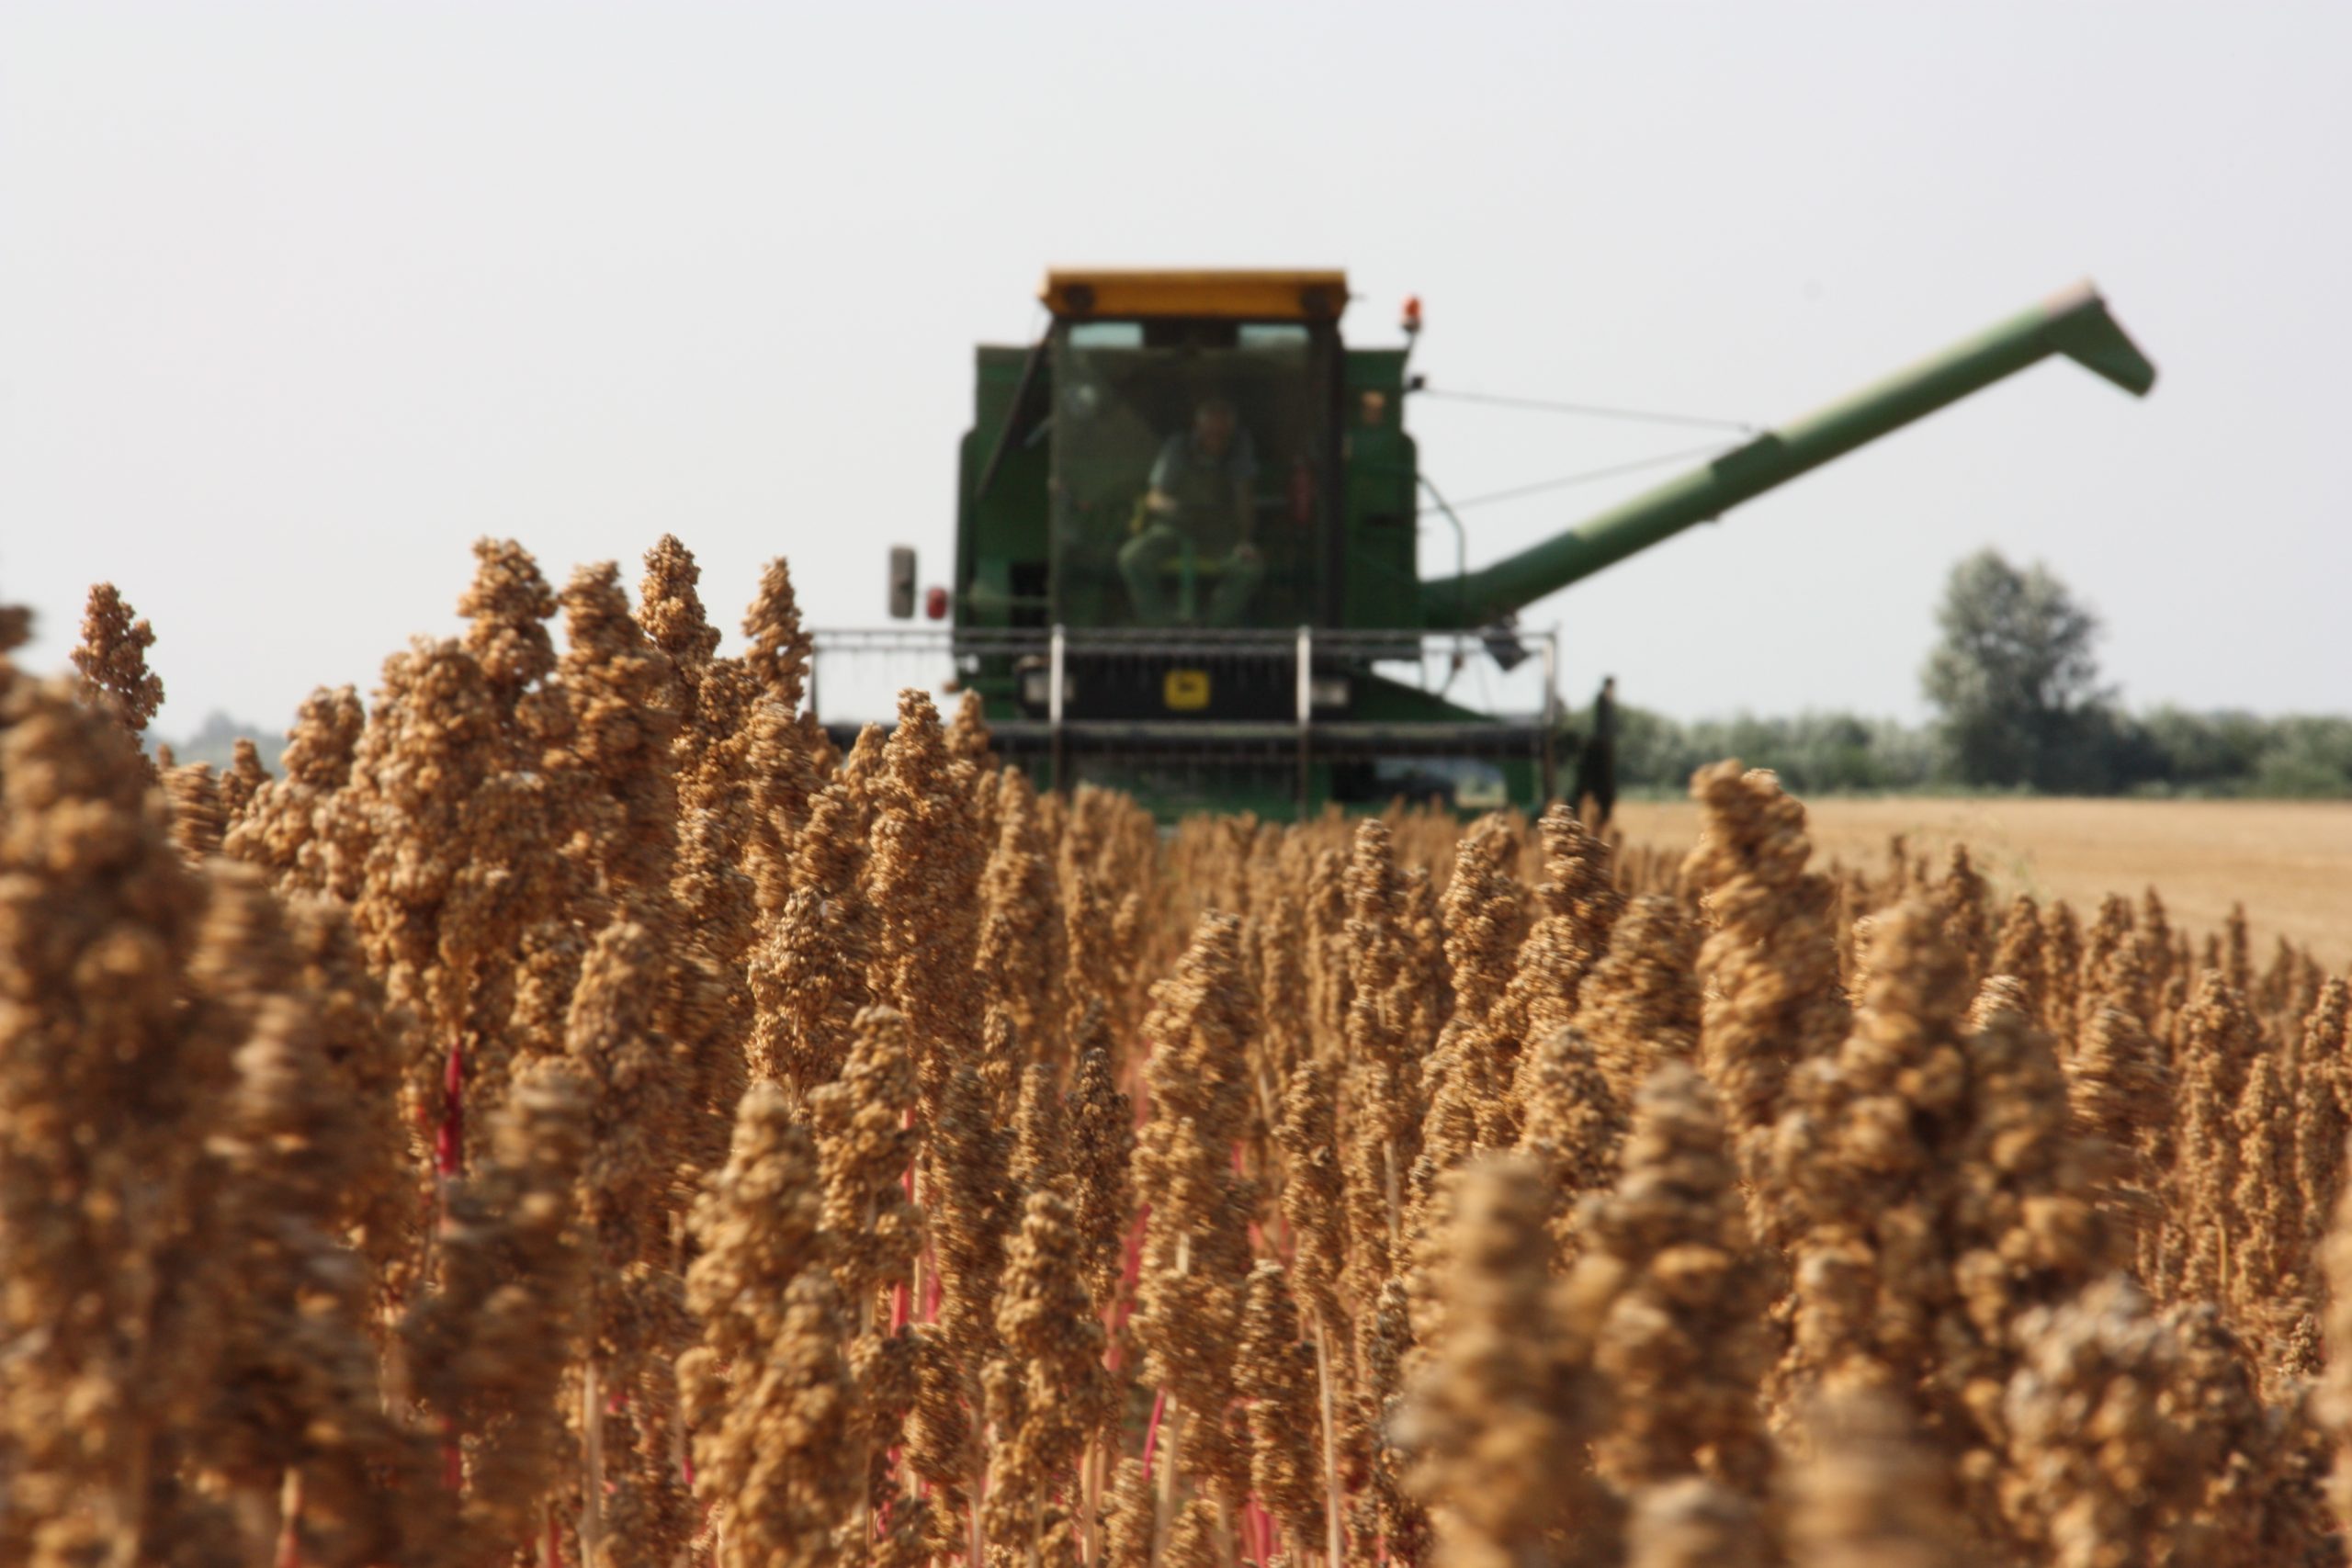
[1340, 348, 1421, 629]
[958, 345, 1050, 631]
[1418, 282, 2156, 629]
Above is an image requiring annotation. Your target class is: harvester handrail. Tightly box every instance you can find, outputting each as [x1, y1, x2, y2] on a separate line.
[808, 624, 1557, 662]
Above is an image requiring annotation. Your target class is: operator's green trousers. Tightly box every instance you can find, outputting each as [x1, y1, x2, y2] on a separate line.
[1117, 524, 1265, 626]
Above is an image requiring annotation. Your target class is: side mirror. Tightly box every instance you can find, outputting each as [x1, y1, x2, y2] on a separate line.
[888, 546, 917, 619]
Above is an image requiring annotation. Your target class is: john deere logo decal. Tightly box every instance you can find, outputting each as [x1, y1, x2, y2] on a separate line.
[1164, 669, 1211, 710]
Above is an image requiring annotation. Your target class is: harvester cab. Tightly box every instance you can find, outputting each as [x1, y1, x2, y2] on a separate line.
[818, 269, 2154, 821]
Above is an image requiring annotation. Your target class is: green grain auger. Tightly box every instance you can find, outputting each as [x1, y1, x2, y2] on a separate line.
[842, 270, 2155, 819]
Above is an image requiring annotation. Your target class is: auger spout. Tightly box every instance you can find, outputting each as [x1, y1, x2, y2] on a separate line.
[1418, 281, 2156, 631]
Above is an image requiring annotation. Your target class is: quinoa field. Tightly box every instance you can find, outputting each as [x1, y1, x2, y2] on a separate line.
[4, 538, 2350, 1568]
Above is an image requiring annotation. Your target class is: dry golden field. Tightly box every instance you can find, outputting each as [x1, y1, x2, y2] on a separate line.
[10, 548, 2352, 1568]
[1617, 795, 2352, 975]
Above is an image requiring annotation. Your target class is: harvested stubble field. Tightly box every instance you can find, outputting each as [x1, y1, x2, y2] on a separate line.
[6, 542, 2352, 1568]
[1616, 795, 2352, 976]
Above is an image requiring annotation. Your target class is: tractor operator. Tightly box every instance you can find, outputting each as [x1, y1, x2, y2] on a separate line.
[1119, 397, 1266, 626]
[1572, 675, 1619, 828]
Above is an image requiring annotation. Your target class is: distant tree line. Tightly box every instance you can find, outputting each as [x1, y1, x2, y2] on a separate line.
[1602, 548, 2352, 799]
[1608, 704, 2352, 798]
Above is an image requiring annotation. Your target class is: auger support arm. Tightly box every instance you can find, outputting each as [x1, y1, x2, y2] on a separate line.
[1418, 282, 2156, 631]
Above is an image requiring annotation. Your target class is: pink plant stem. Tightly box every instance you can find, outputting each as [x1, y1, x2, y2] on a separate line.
[435, 1039, 466, 1179]
[274, 1469, 303, 1568]
[1255, 1500, 1279, 1565]
[1140, 1388, 1170, 1478]
[1101, 1301, 1125, 1376]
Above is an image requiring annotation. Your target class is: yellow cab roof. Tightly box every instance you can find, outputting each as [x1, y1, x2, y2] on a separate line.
[1040, 269, 1349, 322]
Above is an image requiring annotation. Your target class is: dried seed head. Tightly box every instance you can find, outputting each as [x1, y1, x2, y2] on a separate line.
[806, 1006, 924, 1303]
[2229, 1043, 2308, 1356]
[284, 890, 423, 1301]
[1574, 893, 1702, 1108]
[1141, 912, 1259, 1168]
[1099, 1457, 1154, 1568]
[905, 1325, 977, 1496]
[71, 581, 164, 737]
[1680, 762, 1848, 1201]
[2078, 895, 2146, 1038]
[2316, 1132, 2352, 1538]
[1164, 1498, 1223, 1568]
[1988, 895, 2049, 1034]
[1274, 1057, 1347, 1334]
[1441, 815, 1524, 1027]
[928, 1055, 1015, 1372]
[2294, 979, 2352, 1261]
[1011, 1060, 1071, 1198]
[1514, 1026, 1625, 1252]
[2041, 898, 2085, 1043]
[556, 561, 683, 906]
[163, 759, 227, 860]
[686, 1090, 823, 1363]
[696, 1268, 862, 1568]
[2002, 1275, 2211, 1568]
[947, 688, 998, 773]
[743, 557, 813, 713]
[1939, 846, 1993, 989]
[458, 537, 559, 702]
[286, 683, 366, 789]
[1402, 1154, 1619, 1568]
[2175, 972, 2261, 1304]
[2066, 1002, 2169, 1271]
[1567, 1061, 1772, 1495]
[1623, 1479, 1767, 1568]
[222, 692, 351, 893]
[1131, 921, 1260, 1503]
[1784, 1390, 1960, 1568]
[1340, 822, 1429, 1305]
[748, 778, 873, 1091]
[1238, 1260, 1324, 1545]
[1066, 1025, 1136, 1319]
[976, 768, 1067, 1070]
[989, 1188, 1107, 1534]
[867, 690, 987, 1097]
[404, 1060, 595, 1550]
[0, 672, 217, 1551]
[637, 533, 722, 671]
[567, 918, 691, 1280]
[218, 736, 269, 824]
[1498, 801, 1625, 1048]
[1419, 818, 1529, 1179]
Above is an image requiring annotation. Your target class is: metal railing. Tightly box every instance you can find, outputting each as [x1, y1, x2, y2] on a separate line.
[808, 625, 1562, 809]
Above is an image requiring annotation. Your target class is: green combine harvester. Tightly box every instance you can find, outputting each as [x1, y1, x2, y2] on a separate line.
[820, 269, 2154, 819]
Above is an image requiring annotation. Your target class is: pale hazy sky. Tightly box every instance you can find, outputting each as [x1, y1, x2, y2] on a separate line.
[3, 2, 2345, 739]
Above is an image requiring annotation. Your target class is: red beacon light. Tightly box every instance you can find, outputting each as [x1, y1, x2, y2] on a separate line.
[1400, 295, 1423, 336]
[923, 585, 950, 621]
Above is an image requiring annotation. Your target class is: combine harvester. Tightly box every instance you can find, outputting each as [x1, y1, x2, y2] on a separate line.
[814, 270, 2155, 819]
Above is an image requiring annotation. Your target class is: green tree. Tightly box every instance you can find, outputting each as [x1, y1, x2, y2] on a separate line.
[1921, 548, 2114, 791]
